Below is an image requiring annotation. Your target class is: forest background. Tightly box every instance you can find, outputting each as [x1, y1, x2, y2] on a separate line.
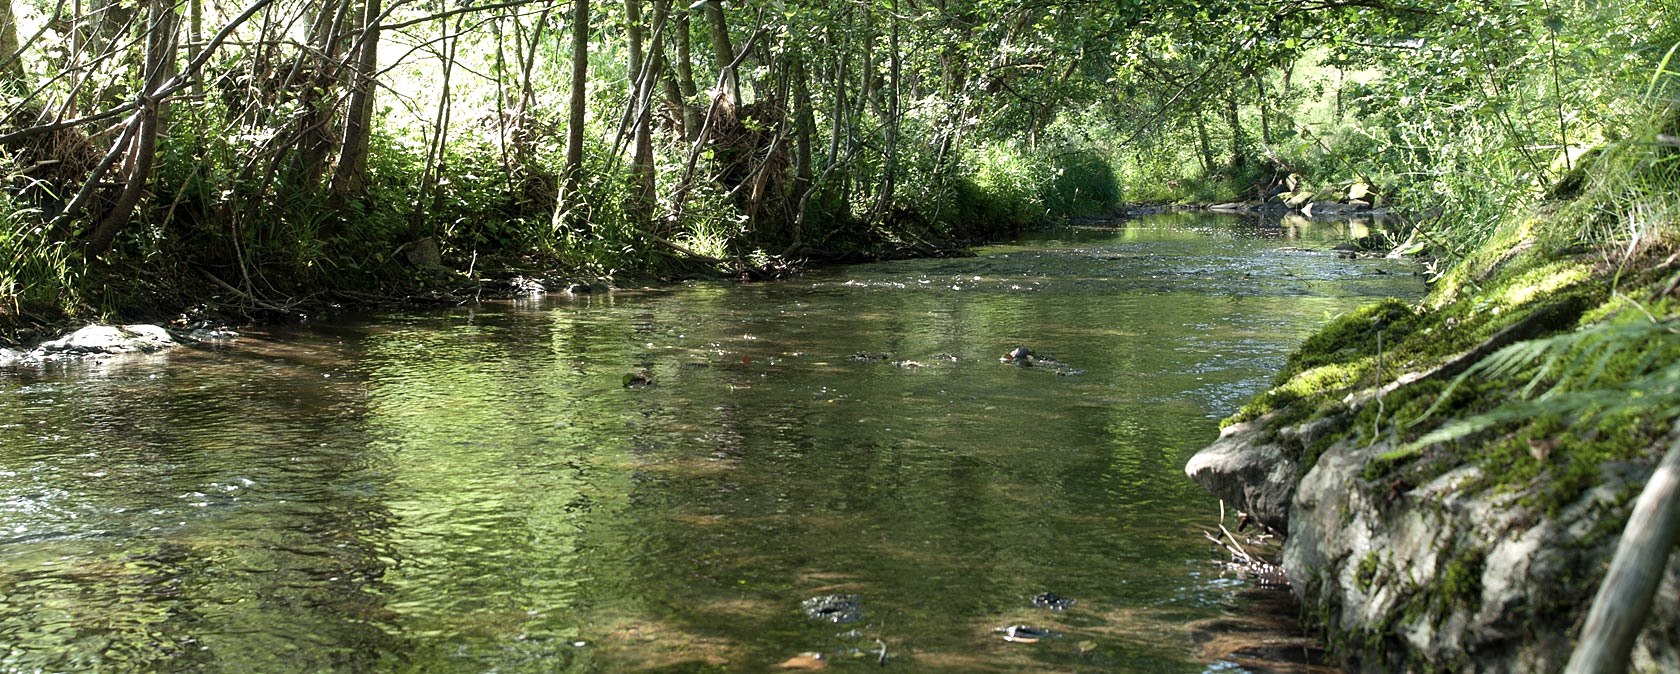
[0, 0, 1676, 333]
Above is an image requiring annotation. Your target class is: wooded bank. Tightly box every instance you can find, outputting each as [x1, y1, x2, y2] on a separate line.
[1, 0, 1671, 336]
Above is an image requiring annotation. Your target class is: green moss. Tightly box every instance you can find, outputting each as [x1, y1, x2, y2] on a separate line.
[1355, 551, 1383, 591]
[1439, 547, 1485, 605]
[1280, 299, 1418, 384]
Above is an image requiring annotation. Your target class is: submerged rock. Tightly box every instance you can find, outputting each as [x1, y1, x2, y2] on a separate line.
[1031, 592, 1076, 611]
[801, 594, 864, 624]
[994, 625, 1058, 643]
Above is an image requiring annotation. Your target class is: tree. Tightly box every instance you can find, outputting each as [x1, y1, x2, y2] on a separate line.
[0, 0, 21, 82]
[702, 0, 739, 109]
[330, 0, 382, 198]
[86, 0, 176, 256]
[558, 0, 590, 234]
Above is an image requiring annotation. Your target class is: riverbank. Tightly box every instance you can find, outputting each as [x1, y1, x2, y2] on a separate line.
[1186, 126, 1680, 670]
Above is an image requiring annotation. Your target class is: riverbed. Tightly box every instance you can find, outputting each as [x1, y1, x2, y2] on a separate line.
[0, 213, 1420, 673]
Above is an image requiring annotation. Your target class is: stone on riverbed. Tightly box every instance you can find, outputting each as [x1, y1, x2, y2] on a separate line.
[34, 324, 178, 358]
[801, 594, 864, 624]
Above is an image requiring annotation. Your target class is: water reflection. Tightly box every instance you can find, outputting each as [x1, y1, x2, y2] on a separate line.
[0, 214, 1418, 672]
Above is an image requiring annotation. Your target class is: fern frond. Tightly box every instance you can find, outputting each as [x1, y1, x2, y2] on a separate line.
[1406, 317, 1680, 447]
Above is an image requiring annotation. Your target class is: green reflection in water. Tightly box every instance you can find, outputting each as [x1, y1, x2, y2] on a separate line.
[0, 215, 1418, 673]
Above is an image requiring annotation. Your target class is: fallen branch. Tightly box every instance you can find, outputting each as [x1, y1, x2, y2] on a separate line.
[1564, 423, 1680, 674]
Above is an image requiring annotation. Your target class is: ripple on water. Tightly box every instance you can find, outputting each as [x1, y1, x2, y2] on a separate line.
[0, 214, 1420, 673]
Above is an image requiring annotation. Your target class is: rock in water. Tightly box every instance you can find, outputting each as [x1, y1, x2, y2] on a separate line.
[1031, 592, 1075, 611]
[35, 324, 178, 357]
[801, 594, 863, 624]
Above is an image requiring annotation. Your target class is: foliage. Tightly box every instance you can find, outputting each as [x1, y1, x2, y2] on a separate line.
[0, 0, 1676, 326]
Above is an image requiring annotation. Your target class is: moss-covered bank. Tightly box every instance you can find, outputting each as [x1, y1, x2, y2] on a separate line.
[1188, 113, 1680, 671]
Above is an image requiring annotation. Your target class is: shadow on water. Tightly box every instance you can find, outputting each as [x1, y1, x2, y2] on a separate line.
[0, 214, 1419, 672]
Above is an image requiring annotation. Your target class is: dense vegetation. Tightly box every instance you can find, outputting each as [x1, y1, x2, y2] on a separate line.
[0, 0, 1675, 337]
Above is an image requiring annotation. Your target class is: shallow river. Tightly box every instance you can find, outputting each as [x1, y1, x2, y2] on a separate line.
[0, 214, 1420, 673]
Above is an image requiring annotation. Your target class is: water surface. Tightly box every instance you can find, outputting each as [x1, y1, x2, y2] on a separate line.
[0, 214, 1420, 672]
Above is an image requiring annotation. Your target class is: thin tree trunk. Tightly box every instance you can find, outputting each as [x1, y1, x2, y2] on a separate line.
[1564, 428, 1680, 674]
[86, 0, 175, 255]
[625, 0, 657, 228]
[68, 0, 81, 115]
[672, 5, 700, 140]
[511, 3, 551, 175]
[419, 14, 459, 231]
[0, 0, 22, 81]
[1226, 93, 1244, 170]
[791, 46, 814, 189]
[703, 0, 738, 108]
[558, 0, 589, 233]
[294, 0, 349, 185]
[622, 0, 643, 134]
[187, 0, 201, 95]
[874, 0, 900, 219]
[330, 0, 380, 197]
[1195, 110, 1213, 175]
[1255, 72, 1272, 146]
[826, 33, 845, 170]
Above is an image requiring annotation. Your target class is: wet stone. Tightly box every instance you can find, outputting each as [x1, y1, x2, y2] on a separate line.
[994, 625, 1059, 644]
[1031, 592, 1076, 611]
[801, 594, 864, 624]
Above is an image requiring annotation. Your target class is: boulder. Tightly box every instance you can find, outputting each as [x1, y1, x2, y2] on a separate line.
[1285, 430, 1680, 673]
[1210, 202, 1254, 214]
[34, 324, 178, 357]
[1185, 412, 1342, 532]
[1303, 202, 1371, 219]
[0, 347, 21, 364]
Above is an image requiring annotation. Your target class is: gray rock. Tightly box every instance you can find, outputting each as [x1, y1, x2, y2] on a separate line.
[0, 347, 21, 364]
[1302, 202, 1371, 219]
[1281, 429, 1679, 673]
[188, 328, 240, 342]
[1210, 202, 1255, 214]
[1184, 413, 1302, 532]
[34, 324, 178, 357]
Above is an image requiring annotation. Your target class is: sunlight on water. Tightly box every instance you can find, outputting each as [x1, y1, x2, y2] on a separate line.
[0, 214, 1418, 672]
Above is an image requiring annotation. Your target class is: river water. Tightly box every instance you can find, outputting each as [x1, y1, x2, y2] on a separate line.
[0, 214, 1420, 673]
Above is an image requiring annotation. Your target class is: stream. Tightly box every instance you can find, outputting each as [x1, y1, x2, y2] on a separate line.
[0, 213, 1422, 673]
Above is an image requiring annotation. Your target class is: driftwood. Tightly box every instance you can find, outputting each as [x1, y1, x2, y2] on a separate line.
[1564, 424, 1680, 674]
[1205, 502, 1290, 588]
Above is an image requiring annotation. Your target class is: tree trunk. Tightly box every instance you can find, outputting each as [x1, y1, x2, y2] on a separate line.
[86, 0, 176, 256]
[1226, 93, 1245, 171]
[330, 0, 380, 198]
[873, 0, 900, 219]
[1255, 72, 1272, 146]
[418, 15, 459, 230]
[703, 0, 738, 109]
[1564, 427, 1680, 674]
[0, 0, 22, 81]
[827, 44, 845, 170]
[512, 3, 552, 174]
[1194, 110, 1214, 175]
[790, 46, 814, 189]
[672, 5, 700, 140]
[294, 0, 350, 186]
[187, 0, 202, 95]
[625, 0, 657, 228]
[558, 0, 589, 234]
